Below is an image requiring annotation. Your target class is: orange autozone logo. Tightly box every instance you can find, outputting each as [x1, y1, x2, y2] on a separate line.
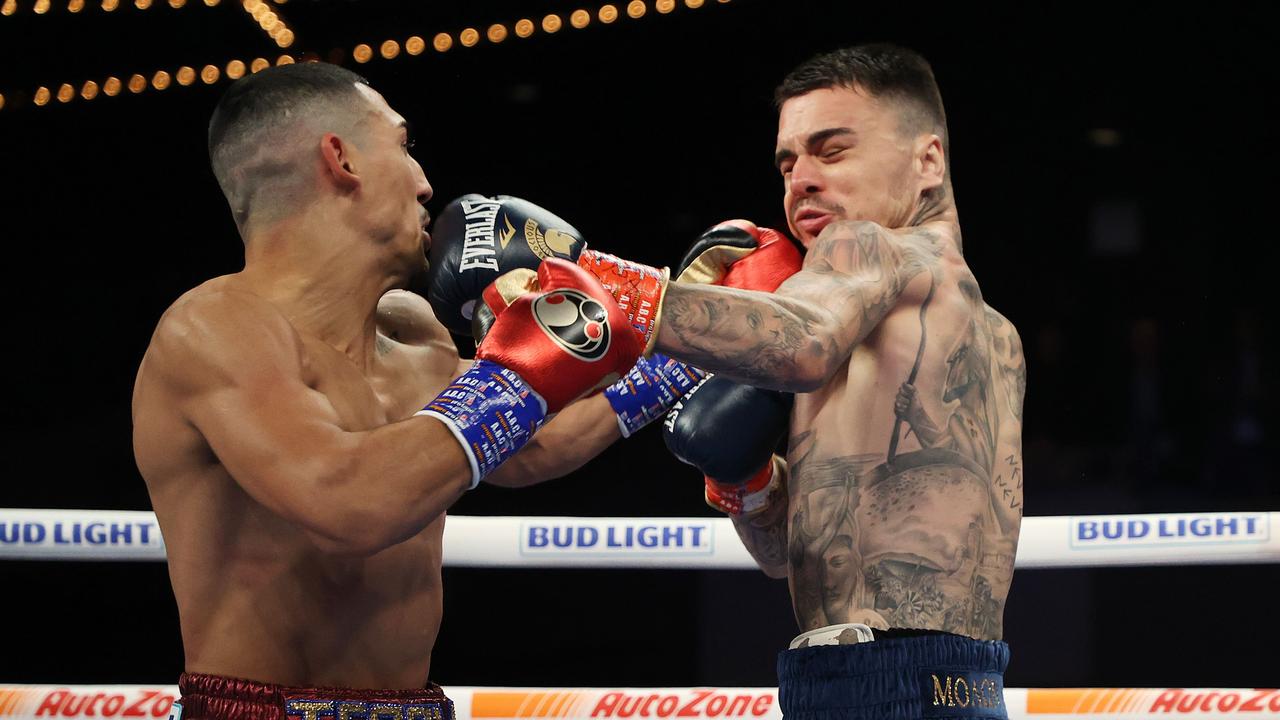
[1026, 688, 1280, 714]
[0, 689, 177, 718]
[0, 689, 39, 718]
[471, 691, 775, 719]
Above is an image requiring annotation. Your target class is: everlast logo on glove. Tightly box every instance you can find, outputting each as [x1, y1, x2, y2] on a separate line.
[457, 198, 502, 272]
[532, 289, 610, 361]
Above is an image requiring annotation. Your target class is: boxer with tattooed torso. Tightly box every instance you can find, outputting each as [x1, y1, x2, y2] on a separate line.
[657, 44, 1026, 720]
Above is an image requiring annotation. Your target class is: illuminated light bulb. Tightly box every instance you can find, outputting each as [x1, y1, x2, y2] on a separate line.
[405, 36, 425, 55]
[104, 77, 122, 95]
[486, 24, 507, 43]
[459, 28, 478, 46]
[176, 66, 195, 85]
[35, 87, 51, 106]
[34, 0, 50, 13]
[570, 9, 589, 27]
[0, 94, 5, 110]
[353, 43, 372, 63]
[626, 1, 645, 18]
[685, 0, 703, 6]
[275, 29, 293, 46]
[541, 14, 561, 32]
[128, 74, 146, 92]
[656, 0, 674, 13]
[169, 0, 185, 7]
[0, 0, 14, 16]
[200, 65, 219, 83]
[101, 0, 118, 10]
[152, 71, 171, 90]
[250, 57, 269, 73]
[513, 19, 534, 37]
[380, 39, 399, 58]
[69, 0, 85, 13]
[598, 4, 618, 22]
[276, 54, 294, 65]
[134, 0, 151, 9]
[225, 60, 245, 79]
[81, 80, 100, 99]
[57, 83, 75, 103]
[203, 0, 218, 6]
[432, 32, 451, 52]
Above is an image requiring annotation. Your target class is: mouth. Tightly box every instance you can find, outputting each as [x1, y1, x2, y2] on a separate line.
[793, 208, 835, 237]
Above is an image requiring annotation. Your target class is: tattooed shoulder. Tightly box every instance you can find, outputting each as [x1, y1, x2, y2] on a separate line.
[985, 306, 1026, 417]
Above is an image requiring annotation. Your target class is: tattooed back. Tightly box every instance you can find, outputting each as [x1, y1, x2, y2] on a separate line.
[785, 221, 1025, 641]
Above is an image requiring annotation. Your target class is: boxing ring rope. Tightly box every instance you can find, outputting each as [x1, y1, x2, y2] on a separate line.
[3, 510, 1277, 720]
[0, 510, 1276, 567]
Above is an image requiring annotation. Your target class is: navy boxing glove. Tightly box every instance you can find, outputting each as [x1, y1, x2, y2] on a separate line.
[426, 194, 589, 336]
[663, 373, 792, 515]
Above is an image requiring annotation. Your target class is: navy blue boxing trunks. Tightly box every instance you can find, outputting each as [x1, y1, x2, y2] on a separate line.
[777, 624, 1010, 720]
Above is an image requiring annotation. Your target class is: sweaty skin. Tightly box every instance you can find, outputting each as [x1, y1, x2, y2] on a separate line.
[132, 85, 621, 688]
[655, 86, 1024, 641]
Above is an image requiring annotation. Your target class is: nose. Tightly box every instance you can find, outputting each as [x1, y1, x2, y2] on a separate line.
[788, 154, 825, 199]
[413, 159, 433, 205]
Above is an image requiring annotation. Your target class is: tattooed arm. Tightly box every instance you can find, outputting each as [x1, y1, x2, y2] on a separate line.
[986, 307, 1027, 534]
[655, 220, 941, 392]
[727, 456, 791, 579]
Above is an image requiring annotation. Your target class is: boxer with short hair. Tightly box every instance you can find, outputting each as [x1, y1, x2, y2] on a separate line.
[132, 63, 686, 719]
[659, 44, 1026, 720]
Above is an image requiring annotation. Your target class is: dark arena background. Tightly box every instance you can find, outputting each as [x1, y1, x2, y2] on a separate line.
[1, 0, 1277, 696]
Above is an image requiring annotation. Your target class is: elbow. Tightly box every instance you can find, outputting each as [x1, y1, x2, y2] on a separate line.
[759, 563, 789, 580]
[778, 355, 833, 393]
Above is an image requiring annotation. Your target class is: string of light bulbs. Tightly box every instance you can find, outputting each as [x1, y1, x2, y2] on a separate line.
[0, 0, 730, 113]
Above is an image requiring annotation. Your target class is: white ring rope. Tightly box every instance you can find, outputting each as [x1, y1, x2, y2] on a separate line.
[0, 510, 1275, 568]
[0, 685, 1277, 720]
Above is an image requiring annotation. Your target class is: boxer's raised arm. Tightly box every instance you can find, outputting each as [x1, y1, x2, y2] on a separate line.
[151, 290, 473, 557]
[655, 221, 940, 392]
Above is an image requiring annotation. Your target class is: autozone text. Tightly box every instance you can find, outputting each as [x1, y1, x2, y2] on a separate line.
[34, 689, 175, 718]
[590, 691, 773, 718]
[1150, 689, 1280, 713]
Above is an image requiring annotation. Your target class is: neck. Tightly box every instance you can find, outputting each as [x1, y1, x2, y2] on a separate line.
[908, 179, 958, 228]
[241, 208, 401, 369]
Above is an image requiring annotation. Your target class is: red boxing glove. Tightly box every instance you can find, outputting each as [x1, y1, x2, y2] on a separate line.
[675, 219, 803, 292]
[475, 258, 644, 413]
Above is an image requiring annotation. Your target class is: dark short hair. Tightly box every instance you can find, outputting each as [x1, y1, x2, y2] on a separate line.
[207, 62, 370, 228]
[775, 44, 948, 150]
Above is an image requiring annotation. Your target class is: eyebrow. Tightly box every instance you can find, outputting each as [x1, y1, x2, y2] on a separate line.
[774, 127, 857, 169]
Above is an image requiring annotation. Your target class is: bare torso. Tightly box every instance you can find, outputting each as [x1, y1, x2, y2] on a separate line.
[132, 278, 464, 687]
[785, 229, 1025, 640]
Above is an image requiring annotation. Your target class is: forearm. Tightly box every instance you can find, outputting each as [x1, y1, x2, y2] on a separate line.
[657, 283, 836, 392]
[485, 394, 622, 487]
[729, 480, 790, 579]
[306, 416, 474, 555]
